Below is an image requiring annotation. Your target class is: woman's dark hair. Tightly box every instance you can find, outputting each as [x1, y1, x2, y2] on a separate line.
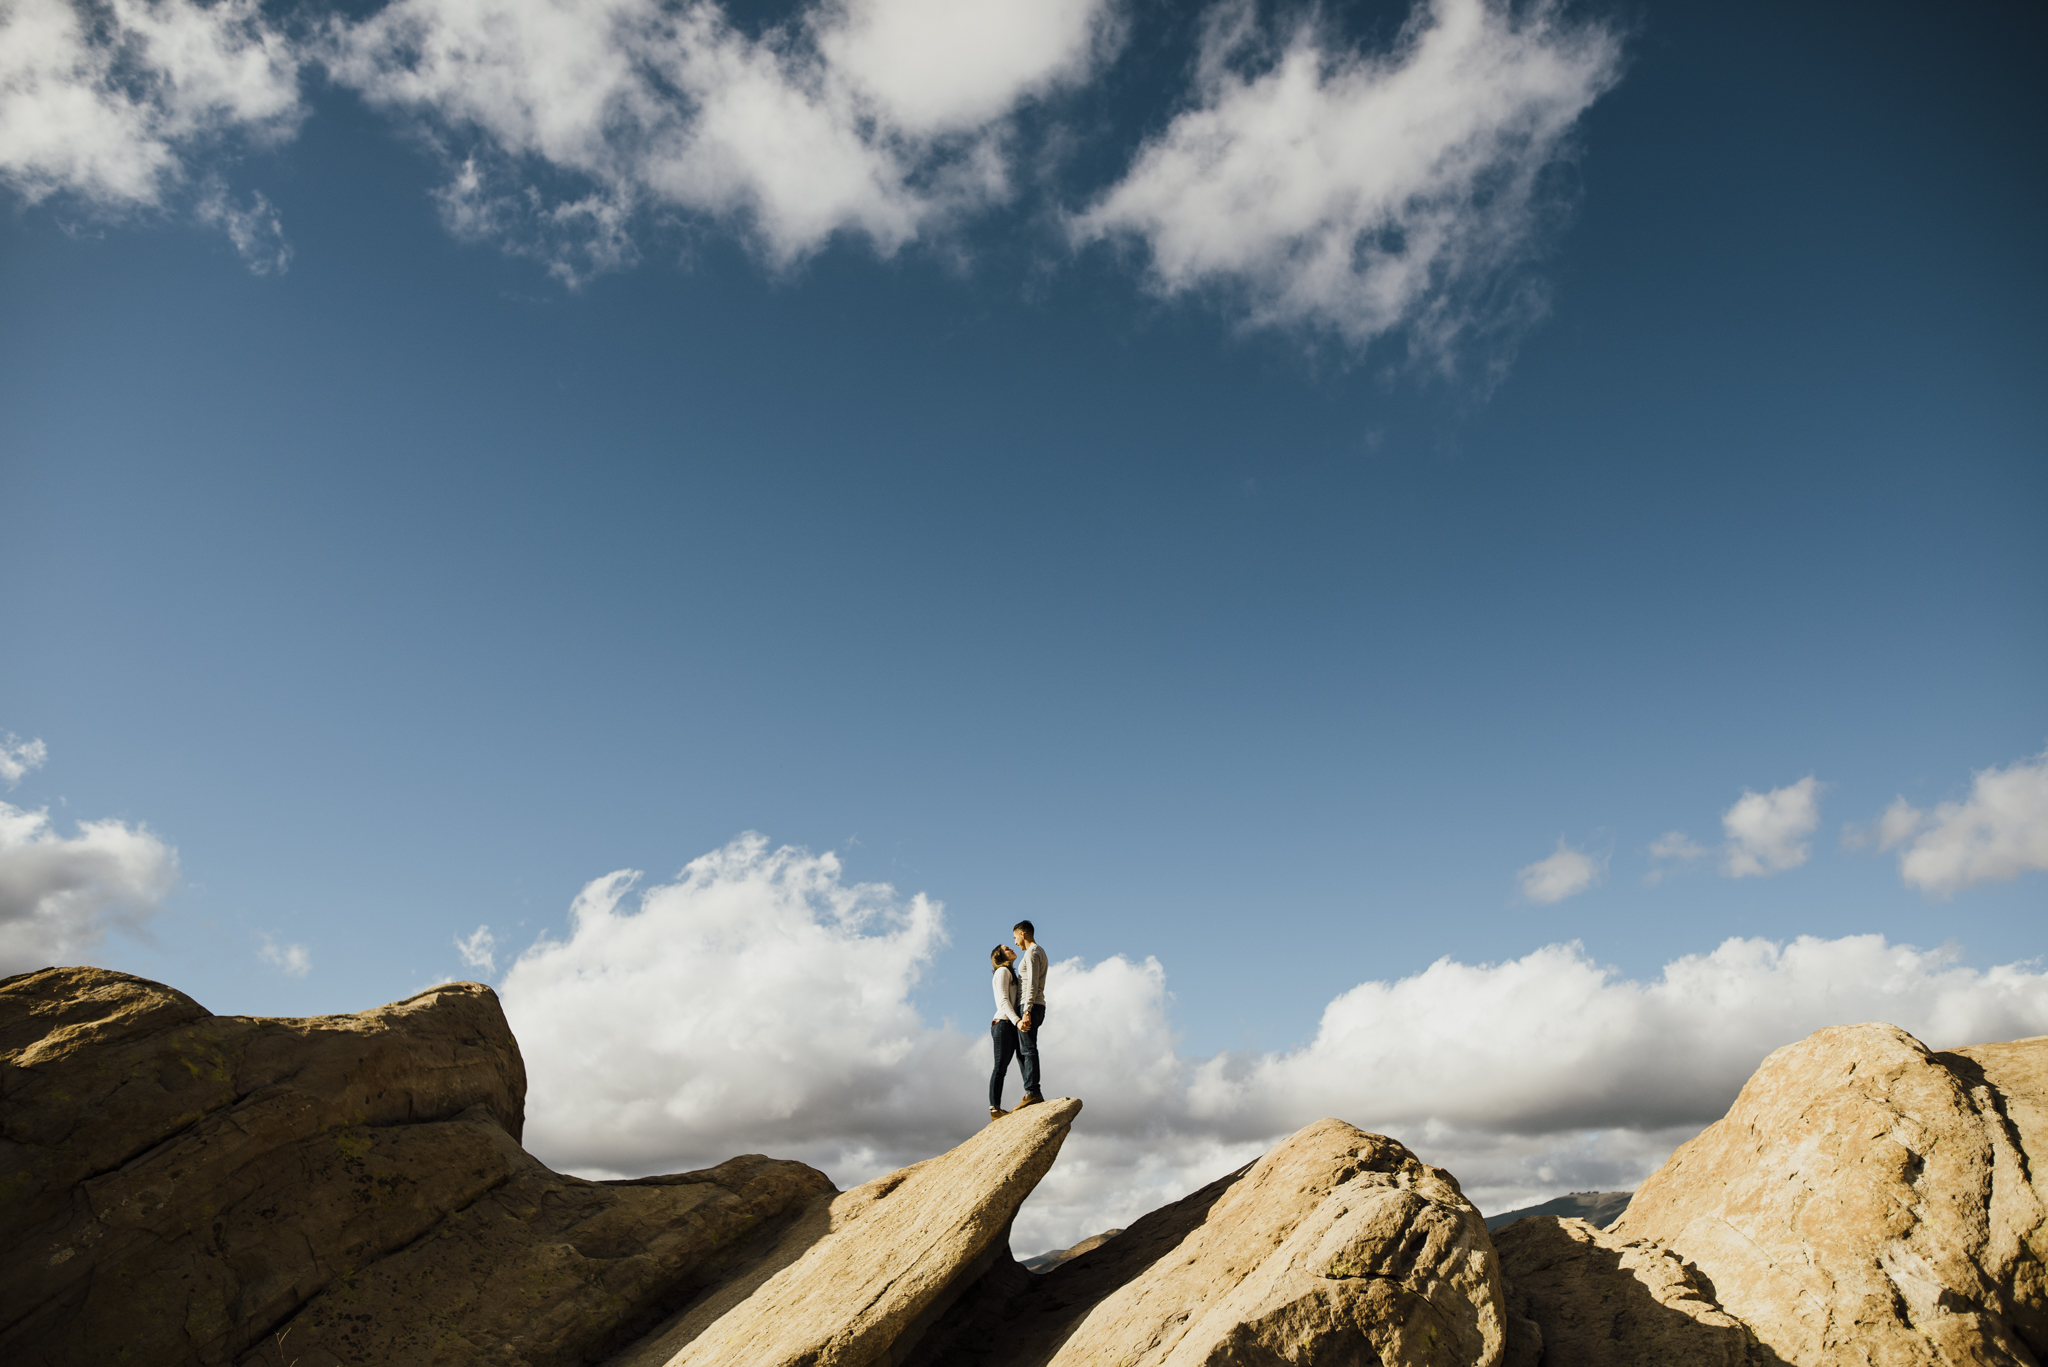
[990, 945, 1012, 968]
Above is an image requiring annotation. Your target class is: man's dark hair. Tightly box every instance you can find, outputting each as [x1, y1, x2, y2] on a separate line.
[1013, 919, 1035, 937]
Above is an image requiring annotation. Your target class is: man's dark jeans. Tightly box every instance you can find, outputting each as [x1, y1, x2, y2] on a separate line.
[1015, 1003, 1046, 1098]
[989, 1019, 1019, 1109]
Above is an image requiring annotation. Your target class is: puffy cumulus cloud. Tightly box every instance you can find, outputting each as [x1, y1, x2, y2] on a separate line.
[326, 0, 1116, 280]
[1517, 838, 1601, 902]
[498, 834, 2048, 1255]
[1187, 935, 2048, 1142]
[499, 834, 1182, 1200]
[499, 834, 959, 1174]
[0, 733, 50, 787]
[1878, 747, 2048, 898]
[0, 799, 179, 974]
[1721, 775, 1821, 878]
[1072, 0, 1621, 357]
[0, 0, 300, 233]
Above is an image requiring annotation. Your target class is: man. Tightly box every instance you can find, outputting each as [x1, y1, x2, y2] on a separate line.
[1011, 920, 1048, 1106]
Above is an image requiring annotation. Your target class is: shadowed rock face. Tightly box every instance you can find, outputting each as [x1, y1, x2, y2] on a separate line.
[1608, 1025, 2048, 1367]
[0, 966, 833, 1367]
[902, 1118, 1507, 1367]
[1493, 1216, 1757, 1367]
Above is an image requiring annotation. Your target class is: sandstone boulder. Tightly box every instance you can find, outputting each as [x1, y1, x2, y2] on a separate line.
[1608, 1024, 2048, 1367]
[1493, 1215, 1755, 1366]
[906, 1117, 1506, 1367]
[615, 1097, 1081, 1367]
[1, 967, 833, 1367]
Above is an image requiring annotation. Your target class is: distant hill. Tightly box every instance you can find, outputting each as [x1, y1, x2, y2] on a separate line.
[1483, 1190, 1632, 1232]
[1022, 1227, 1124, 1273]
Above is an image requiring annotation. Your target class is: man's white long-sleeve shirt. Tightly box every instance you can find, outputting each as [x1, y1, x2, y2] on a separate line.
[1017, 942, 1048, 1008]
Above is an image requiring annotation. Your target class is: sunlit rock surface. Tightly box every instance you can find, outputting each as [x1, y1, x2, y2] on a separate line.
[1604, 1024, 2048, 1367]
[0, 967, 832, 1367]
[902, 1118, 1506, 1367]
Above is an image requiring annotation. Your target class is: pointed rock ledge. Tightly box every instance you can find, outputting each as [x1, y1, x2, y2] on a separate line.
[634, 1098, 1082, 1367]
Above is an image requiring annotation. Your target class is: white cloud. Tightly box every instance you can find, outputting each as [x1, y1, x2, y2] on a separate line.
[0, 799, 179, 975]
[1642, 829, 1706, 885]
[258, 932, 311, 976]
[0, 733, 49, 787]
[1071, 0, 1621, 356]
[0, 0, 300, 227]
[196, 182, 290, 270]
[1517, 838, 1601, 902]
[1877, 747, 2048, 898]
[1720, 775, 1821, 878]
[501, 833, 2048, 1256]
[1647, 830, 1704, 862]
[326, 0, 1116, 280]
[456, 922, 498, 975]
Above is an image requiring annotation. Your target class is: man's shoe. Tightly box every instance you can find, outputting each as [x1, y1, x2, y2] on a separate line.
[1017, 1093, 1043, 1108]
[988, 1107, 1007, 1122]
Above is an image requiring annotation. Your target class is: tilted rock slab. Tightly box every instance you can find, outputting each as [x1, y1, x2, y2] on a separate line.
[637, 1097, 1082, 1367]
[906, 1117, 1506, 1367]
[1493, 1215, 1755, 1367]
[0, 966, 832, 1367]
[1608, 1024, 2048, 1367]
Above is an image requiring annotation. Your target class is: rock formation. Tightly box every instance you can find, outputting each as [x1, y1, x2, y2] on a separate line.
[610, 1097, 1081, 1367]
[898, 1118, 1507, 1367]
[13, 964, 2047, 1367]
[1497, 1024, 2048, 1367]
[1, 966, 833, 1367]
[1493, 1216, 1754, 1366]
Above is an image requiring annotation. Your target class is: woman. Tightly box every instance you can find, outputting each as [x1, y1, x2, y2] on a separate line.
[989, 944, 1024, 1122]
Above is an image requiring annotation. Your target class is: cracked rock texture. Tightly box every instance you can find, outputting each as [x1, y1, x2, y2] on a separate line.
[900, 1117, 1506, 1367]
[0, 966, 832, 1367]
[1599, 1023, 2048, 1367]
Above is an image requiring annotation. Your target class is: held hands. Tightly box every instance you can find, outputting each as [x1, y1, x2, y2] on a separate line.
[1019, 1015, 1033, 1032]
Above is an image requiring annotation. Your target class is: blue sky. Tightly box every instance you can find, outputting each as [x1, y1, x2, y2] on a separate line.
[3, 0, 2044, 1239]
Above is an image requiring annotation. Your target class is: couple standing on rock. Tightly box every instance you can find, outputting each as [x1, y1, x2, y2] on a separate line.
[988, 920, 1047, 1122]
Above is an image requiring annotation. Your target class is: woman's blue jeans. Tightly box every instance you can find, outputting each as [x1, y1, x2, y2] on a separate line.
[989, 1019, 1019, 1109]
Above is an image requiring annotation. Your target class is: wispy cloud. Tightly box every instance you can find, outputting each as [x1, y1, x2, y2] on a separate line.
[1874, 747, 2048, 899]
[0, 733, 50, 788]
[1072, 0, 1621, 360]
[258, 932, 311, 976]
[498, 833, 2048, 1255]
[1517, 838, 1602, 902]
[324, 0, 1118, 281]
[4, 0, 1630, 354]
[1642, 829, 1706, 885]
[455, 922, 498, 976]
[0, 0, 302, 262]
